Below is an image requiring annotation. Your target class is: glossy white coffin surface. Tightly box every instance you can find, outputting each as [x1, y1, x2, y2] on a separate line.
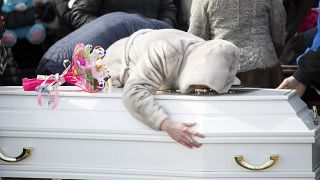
[0, 86, 319, 180]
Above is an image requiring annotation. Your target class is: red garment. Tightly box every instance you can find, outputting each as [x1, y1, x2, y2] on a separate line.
[297, 8, 319, 34]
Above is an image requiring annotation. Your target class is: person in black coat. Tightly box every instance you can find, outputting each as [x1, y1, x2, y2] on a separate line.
[278, 48, 320, 97]
[50, 0, 74, 39]
[36, 0, 176, 75]
[68, 0, 177, 29]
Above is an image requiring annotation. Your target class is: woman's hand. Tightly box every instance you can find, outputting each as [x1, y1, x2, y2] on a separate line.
[160, 120, 205, 148]
[277, 76, 306, 97]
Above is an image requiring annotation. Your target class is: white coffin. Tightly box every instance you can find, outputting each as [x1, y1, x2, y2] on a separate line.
[0, 86, 319, 180]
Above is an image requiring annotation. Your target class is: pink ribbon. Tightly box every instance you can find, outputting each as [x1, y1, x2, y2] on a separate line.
[37, 61, 70, 110]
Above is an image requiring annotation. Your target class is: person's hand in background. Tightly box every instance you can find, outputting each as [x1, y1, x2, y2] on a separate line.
[277, 76, 306, 97]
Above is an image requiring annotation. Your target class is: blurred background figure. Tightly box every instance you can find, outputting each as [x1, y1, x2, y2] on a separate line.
[278, 0, 320, 97]
[284, 0, 318, 42]
[35, 0, 179, 75]
[67, 0, 177, 29]
[0, 0, 8, 75]
[0, 0, 196, 85]
[36, 12, 172, 75]
[280, 0, 318, 66]
[0, 0, 56, 85]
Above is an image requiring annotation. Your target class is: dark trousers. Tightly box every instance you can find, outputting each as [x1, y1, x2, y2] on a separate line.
[237, 64, 284, 88]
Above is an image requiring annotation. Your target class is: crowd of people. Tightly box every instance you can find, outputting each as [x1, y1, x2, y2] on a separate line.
[0, 0, 319, 148]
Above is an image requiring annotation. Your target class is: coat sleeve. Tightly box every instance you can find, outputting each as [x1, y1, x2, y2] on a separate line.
[122, 41, 182, 130]
[69, 0, 101, 28]
[54, 0, 72, 24]
[293, 47, 320, 87]
[157, 0, 177, 27]
[187, 0, 210, 40]
[269, 0, 286, 46]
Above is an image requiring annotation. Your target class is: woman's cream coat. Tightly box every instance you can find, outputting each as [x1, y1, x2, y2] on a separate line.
[104, 29, 239, 130]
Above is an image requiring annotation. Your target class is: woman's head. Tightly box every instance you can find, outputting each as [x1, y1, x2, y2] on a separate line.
[179, 39, 240, 94]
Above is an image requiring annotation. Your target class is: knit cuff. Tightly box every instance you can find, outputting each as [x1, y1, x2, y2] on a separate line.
[152, 111, 170, 131]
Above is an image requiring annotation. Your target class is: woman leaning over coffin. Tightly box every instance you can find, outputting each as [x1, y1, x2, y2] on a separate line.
[103, 29, 241, 149]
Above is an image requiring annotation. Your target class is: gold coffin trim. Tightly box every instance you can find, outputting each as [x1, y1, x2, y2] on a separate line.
[234, 154, 279, 171]
[0, 147, 32, 163]
[313, 106, 319, 126]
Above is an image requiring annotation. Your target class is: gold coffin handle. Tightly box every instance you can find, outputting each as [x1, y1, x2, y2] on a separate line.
[234, 154, 279, 171]
[0, 147, 32, 163]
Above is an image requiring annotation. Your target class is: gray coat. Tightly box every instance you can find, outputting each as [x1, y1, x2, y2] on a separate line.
[188, 0, 286, 72]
